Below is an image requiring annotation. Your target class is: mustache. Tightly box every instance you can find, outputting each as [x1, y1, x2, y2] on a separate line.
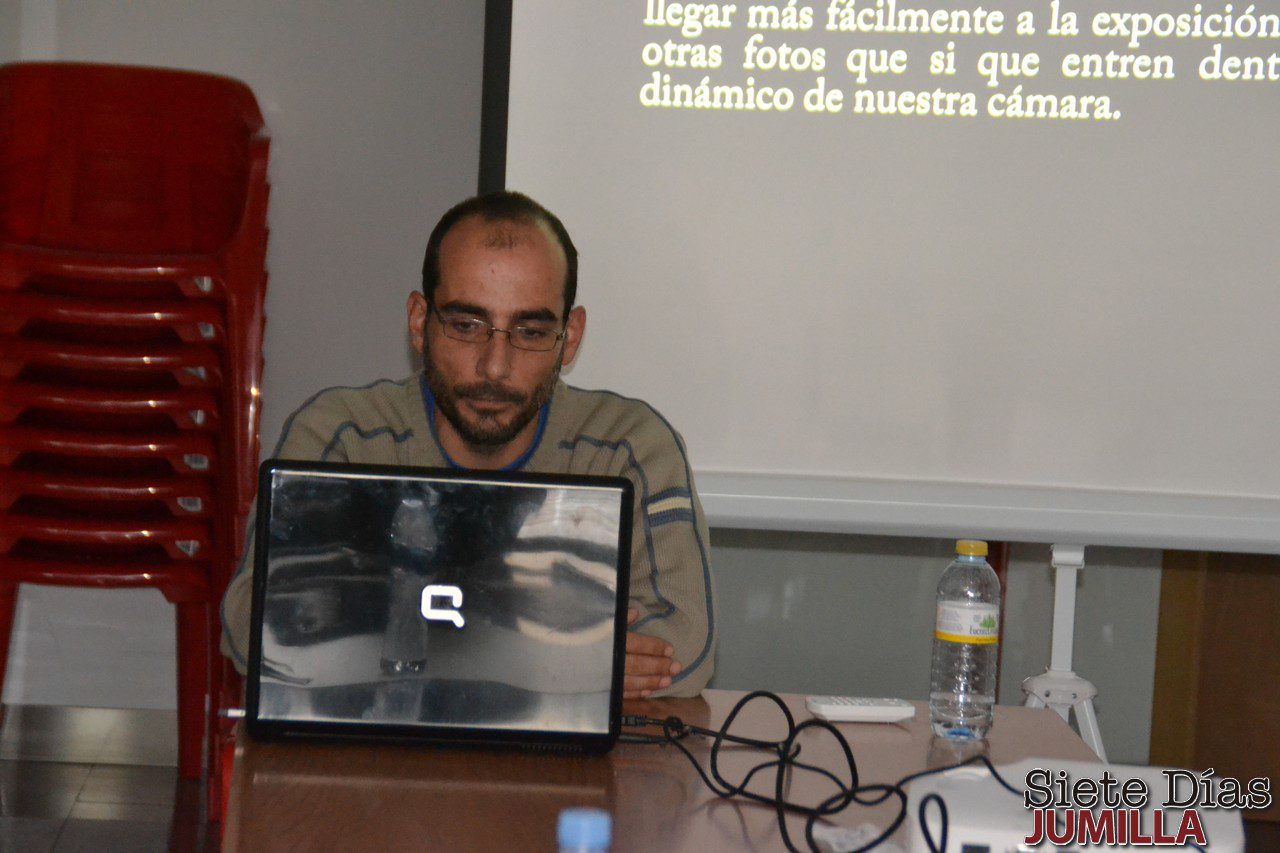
[455, 381, 526, 404]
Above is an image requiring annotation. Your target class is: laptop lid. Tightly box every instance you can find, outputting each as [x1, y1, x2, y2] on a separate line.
[245, 460, 633, 752]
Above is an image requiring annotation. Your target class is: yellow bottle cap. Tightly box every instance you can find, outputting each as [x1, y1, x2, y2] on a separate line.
[956, 539, 988, 556]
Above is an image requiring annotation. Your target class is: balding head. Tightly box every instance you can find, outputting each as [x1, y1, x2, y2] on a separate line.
[422, 191, 578, 319]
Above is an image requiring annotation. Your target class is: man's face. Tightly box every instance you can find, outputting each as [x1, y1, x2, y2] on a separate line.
[408, 216, 585, 458]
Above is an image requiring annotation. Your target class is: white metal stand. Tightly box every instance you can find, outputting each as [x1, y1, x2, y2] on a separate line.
[1021, 544, 1107, 760]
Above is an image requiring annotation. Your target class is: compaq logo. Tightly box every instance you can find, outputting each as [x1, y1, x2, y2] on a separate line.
[420, 584, 465, 628]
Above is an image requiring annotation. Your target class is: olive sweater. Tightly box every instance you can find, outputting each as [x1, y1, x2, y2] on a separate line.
[220, 375, 715, 695]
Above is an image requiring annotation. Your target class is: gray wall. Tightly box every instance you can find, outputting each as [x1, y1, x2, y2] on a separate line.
[0, 2, 18, 61]
[2, 3, 1162, 765]
[52, 0, 485, 434]
[707, 533, 1160, 763]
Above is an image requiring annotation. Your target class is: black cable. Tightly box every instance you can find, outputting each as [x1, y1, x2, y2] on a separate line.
[918, 792, 948, 853]
[622, 691, 860, 852]
[622, 709, 802, 755]
[618, 691, 1035, 853]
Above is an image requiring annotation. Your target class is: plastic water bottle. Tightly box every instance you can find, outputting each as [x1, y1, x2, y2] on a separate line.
[380, 497, 437, 676]
[557, 808, 611, 853]
[929, 539, 1001, 739]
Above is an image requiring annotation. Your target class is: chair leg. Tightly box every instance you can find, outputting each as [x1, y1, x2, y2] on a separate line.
[174, 600, 211, 780]
[206, 644, 221, 820]
[206, 610, 235, 822]
[207, 681, 238, 825]
[0, 581, 17, 706]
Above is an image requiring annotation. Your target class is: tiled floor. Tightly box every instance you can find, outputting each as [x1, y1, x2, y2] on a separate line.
[0, 705, 216, 852]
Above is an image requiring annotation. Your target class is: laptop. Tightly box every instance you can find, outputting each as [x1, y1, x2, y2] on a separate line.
[245, 459, 633, 753]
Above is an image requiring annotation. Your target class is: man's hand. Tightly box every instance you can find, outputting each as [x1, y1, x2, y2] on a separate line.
[624, 609, 682, 698]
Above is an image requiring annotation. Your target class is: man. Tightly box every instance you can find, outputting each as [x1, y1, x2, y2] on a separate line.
[221, 191, 715, 697]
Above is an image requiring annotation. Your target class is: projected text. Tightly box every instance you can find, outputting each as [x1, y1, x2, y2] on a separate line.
[639, 0, 1280, 120]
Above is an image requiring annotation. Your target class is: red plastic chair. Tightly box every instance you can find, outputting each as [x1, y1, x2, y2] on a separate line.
[0, 290, 259, 512]
[0, 62, 270, 789]
[0, 289, 259, 514]
[0, 556, 212, 777]
[0, 63, 267, 256]
[0, 62, 269, 515]
[0, 516, 214, 561]
[0, 383, 222, 432]
[0, 338, 225, 388]
[0, 426, 218, 475]
[0, 292, 230, 345]
[0, 471, 214, 517]
[0, 430, 227, 782]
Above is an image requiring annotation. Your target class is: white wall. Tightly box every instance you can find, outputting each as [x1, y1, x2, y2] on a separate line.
[2, 2, 1163, 763]
[0, 2, 19, 61]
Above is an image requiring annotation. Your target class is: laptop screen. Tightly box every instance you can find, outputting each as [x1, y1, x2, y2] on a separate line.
[246, 461, 633, 751]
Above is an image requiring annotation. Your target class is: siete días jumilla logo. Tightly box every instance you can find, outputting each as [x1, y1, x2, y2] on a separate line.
[1022, 766, 1271, 847]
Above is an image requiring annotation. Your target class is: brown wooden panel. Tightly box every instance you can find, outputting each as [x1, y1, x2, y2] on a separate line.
[1151, 551, 1279, 823]
[1196, 553, 1280, 822]
[1150, 549, 1208, 767]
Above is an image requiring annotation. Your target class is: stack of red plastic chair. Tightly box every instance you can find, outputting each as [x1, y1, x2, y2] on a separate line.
[0, 62, 268, 785]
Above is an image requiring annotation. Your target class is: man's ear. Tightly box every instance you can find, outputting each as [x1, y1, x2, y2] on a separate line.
[560, 305, 587, 367]
[407, 291, 429, 356]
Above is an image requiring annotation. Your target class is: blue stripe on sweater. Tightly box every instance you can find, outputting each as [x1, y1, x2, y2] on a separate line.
[557, 387, 715, 686]
[220, 378, 412, 669]
[320, 422, 413, 461]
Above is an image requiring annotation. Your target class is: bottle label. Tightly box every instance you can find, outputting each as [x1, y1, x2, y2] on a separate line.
[935, 602, 999, 644]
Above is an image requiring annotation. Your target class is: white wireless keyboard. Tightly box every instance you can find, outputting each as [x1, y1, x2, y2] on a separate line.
[805, 696, 916, 723]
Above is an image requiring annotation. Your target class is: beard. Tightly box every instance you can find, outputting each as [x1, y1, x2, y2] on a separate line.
[423, 354, 559, 453]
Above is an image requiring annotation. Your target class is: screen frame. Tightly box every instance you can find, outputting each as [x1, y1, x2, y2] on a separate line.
[478, 0, 512, 194]
[245, 458, 634, 753]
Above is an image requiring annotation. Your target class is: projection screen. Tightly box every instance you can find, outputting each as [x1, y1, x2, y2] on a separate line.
[483, 0, 1280, 552]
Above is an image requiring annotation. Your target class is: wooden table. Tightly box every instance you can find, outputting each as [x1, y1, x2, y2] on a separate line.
[223, 690, 1099, 851]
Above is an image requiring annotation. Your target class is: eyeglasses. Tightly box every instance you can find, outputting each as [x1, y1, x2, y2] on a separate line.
[428, 305, 566, 352]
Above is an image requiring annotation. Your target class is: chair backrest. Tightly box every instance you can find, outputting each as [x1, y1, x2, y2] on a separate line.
[0, 62, 267, 254]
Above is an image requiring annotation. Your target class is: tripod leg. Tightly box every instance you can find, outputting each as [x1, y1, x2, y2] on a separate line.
[1073, 698, 1107, 761]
